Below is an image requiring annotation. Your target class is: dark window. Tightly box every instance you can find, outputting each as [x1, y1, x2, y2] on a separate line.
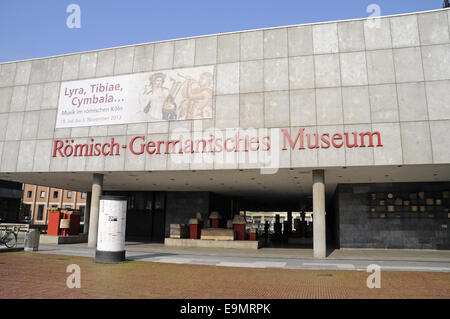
[27, 191, 32, 198]
[154, 192, 165, 210]
[23, 204, 31, 219]
[37, 205, 44, 220]
[79, 206, 85, 222]
[53, 191, 58, 199]
[67, 191, 72, 199]
[128, 194, 135, 209]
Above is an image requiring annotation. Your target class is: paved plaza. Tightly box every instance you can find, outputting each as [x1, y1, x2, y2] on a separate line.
[33, 242, 450, 272]
[0, 244, 449, 299]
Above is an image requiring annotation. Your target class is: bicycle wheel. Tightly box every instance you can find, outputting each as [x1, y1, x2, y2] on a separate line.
[4, 232, 17, 248]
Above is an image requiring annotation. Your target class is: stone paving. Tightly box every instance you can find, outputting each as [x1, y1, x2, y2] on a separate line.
[0, 251, 449, 299]
[30, 243, 450, 273]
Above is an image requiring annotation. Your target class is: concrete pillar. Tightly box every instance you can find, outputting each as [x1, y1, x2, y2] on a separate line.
[312, 170, 326, 259]
[83, 192, 91, 235]
[87, 174, 103, 248]
[44, 186, 50, 224]
[59, 189, 64, 208]
[287, 211, 292, 235]
[73, 191, 77, 209]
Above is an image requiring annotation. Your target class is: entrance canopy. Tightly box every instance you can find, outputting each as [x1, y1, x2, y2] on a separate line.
[1, 164, 448, 201]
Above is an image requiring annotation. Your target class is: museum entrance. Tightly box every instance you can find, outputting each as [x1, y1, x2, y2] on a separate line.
[242, 210, 313, 248]
[234, 193, 337, 251]
[233, 196, 321, 249]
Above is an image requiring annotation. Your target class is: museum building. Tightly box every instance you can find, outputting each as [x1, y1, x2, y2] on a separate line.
[0, 8, 449, 257]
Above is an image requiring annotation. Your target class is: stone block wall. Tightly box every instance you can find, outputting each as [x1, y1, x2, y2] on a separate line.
[336, 182, 450, 249]
[165, 191, 209, 237]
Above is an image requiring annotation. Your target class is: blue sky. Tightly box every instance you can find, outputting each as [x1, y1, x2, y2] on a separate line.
[0, 0, 445, 62]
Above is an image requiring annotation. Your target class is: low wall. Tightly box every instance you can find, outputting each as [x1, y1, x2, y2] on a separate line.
[164, 238, 263, 249]
[40, 234, 88, 244]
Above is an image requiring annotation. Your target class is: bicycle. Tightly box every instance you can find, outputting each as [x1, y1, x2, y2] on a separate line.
[0, 229, 17, 248]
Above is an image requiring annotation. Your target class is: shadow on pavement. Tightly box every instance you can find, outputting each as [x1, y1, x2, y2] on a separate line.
[0, 247, 24, 253]
[326, 246, 336, 258]
[127, 252, 177, 260]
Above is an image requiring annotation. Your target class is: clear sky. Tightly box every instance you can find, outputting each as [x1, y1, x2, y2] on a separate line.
[0, 0, 446, 62]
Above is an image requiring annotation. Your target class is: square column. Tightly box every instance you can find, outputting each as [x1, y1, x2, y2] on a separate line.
[83, 192, 91, 234]
[87, 174, 103, 248]
[312, 170, 326, 258]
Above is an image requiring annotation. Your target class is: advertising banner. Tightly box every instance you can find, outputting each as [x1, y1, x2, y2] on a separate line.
[56, 65, 214, 128]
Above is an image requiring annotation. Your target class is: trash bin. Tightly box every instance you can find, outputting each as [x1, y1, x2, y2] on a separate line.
[24, 229, 40, 252]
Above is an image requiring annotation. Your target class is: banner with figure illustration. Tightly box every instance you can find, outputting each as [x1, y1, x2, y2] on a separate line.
[55, 65, 214, 128]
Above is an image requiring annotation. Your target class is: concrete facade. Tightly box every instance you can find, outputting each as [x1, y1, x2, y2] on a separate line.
[0, 9, 448, 180]
[0, 9, 450, 252]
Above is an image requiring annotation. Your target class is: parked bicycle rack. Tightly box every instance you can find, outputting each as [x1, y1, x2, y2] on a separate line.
[0, 223, 30, 238]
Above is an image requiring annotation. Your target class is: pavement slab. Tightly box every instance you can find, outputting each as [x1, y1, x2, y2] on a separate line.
[20, 242, 450, 273]
[0, 251, 449, 299]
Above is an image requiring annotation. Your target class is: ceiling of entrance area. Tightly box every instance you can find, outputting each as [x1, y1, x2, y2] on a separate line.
[1, 164, 449, 201]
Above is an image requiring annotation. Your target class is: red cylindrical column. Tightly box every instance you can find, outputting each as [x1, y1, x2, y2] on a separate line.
[232, 215, 247, 240]
[233, 224, 245, 240]
[189, 224, 198, 239]
[189, 218, 202, 239]
[211, 219, 219, 228]
[209, 211, 221, 229]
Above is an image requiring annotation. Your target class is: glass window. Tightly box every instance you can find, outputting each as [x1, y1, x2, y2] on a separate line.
[81, 192, 86, 199]
[37, 205, 44, 220]
[23, 204, 31, 218]
[79, 206, 85, 222]
[128, 194, 135, 209]
[154, 192, 165, 210]
[53, 191, 58, 199]
[146, 200, 153, 210]
[27, 191, 32, 198]
[67, 191, 72, 199]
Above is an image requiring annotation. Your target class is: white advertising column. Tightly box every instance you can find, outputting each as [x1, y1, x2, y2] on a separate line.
[95, 196, 127, 263]
[313, 170, 326, 259]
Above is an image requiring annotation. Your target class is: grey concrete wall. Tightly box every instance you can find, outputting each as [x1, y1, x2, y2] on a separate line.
[336, 182, 450, 249]
[0, 9, 450, 173]
[165, 191, 209, 237]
